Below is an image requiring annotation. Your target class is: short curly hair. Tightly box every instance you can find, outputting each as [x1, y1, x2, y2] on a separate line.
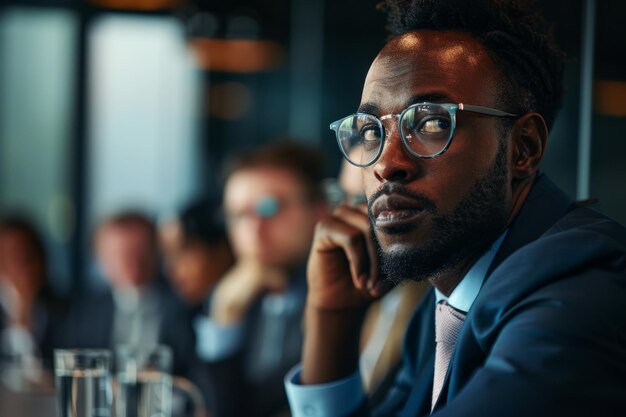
[378, 0, 565, 130]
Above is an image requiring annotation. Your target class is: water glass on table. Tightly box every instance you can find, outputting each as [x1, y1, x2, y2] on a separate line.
[115, 345, 173, 417]
[54, 349, 113, 417]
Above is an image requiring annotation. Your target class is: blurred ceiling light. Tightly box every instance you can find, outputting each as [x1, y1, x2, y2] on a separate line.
[208, 82, 252, 120]
[594, 80, 626, 117]
[90, 0, 183, 11]
[190, 38, 284, 73]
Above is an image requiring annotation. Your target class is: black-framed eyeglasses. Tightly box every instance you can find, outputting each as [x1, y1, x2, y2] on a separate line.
[330, 102, 519, 167]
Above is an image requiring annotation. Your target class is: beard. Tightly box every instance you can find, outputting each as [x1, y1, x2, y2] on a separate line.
[369, 142, 510, 285]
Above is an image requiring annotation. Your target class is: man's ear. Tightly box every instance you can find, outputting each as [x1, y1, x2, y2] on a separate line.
[509, 112, 548, 184]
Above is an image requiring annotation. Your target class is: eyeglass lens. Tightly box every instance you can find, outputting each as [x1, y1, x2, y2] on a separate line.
[335, 103, 454, 166]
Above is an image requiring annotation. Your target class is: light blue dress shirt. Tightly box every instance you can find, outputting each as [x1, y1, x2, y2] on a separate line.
[435, 232, 507, 312]
[284, 232, 507, 417]
[195, 317, 246, 361]
[196, 279, 305, 362]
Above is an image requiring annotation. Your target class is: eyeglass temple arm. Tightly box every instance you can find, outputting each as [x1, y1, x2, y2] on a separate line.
[460, 103, 519, 118]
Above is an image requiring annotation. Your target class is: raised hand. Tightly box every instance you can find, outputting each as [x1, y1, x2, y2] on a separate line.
[210, 258, 290, 324]
[301, 204, 390, 384]
[306, 204, 385, 311]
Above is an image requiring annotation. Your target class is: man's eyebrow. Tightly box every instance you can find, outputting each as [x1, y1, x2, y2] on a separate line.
[357, 102, 380, 114]
[357, 93, 455, 115]
[408, 93, 453, 104]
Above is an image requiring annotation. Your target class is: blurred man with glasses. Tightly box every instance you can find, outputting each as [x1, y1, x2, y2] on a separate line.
[285, 1, 626, 416]
[194, 141, 328, 417]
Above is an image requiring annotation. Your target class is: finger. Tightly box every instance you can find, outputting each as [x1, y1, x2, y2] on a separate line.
[369, 278, 394, 298]
[332, 205, 381, 290]
[333, 204, 370, 230]
[315, 217, 372, 291]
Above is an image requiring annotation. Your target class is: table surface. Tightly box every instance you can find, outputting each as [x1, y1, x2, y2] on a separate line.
[0, 371, 205, 417]
[0, 385, 58, 417]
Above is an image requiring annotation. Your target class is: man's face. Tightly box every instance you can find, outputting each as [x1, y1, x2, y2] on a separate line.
[225, 167, 324, 269]
[96, 222, 156, 289]
[361, 31, 513, 283]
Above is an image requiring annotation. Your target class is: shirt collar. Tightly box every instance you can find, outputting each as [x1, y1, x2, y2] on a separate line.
[112, 284, 156, 313]
[435, 231, 507, 313]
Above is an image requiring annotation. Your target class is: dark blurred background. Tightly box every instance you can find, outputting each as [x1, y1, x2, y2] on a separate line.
[0, 0, 624, 295]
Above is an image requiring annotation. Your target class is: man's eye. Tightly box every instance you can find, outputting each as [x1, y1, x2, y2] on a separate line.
[419, 118, 450, 134]
[360, 126, 382, 142]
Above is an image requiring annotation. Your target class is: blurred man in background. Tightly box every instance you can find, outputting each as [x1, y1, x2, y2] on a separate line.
[194, 141, 328, 417]
[63, 211, 194, 375]
[160, 200, 235, 414]
[164, 200, 234, 308]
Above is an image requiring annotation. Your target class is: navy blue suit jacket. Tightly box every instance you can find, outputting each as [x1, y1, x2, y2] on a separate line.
[195, 270, 307, 417]
[358, 174, 626, 416]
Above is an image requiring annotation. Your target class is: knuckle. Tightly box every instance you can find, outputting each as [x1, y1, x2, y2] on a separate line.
[345, 229, 363, 245]
[314, 218, 333, 235]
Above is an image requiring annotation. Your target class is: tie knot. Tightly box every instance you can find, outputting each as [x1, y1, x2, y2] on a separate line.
[435, 301, 466, 345]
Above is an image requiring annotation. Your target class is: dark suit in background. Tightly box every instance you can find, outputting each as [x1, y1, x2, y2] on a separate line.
[0, 287, 68, 370]
[194, 271, 306, 417]
[61, 285, 195, 376]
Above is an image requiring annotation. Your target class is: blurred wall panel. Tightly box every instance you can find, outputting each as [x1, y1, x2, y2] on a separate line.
[87, 15, 201, 226]
[0, 8, 78, 292]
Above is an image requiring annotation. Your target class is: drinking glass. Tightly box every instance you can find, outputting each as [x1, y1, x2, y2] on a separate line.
[54, 349, 113, 417]
[115, 345, 172, 417]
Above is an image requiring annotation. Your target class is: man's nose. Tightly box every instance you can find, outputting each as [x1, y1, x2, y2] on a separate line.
[372, 120, 421, 183]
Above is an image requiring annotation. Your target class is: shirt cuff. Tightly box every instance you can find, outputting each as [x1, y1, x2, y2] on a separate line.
[284, 364, 365, 417]
[1, 325, 37, 356]
[194, 316, 245, 361]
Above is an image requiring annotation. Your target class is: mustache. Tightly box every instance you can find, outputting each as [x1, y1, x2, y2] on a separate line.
[367, 183, 437, 213]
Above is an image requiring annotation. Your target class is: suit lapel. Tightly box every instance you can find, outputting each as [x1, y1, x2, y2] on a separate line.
[397, 291, 437, 417]
[399, 352, 435, 417]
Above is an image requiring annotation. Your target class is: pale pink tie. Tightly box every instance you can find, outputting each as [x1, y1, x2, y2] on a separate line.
[432, 300, 466, 411]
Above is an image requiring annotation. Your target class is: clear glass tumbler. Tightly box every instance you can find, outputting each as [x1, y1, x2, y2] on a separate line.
[114, 345, 172, 417]
[54, 349, 113, 417]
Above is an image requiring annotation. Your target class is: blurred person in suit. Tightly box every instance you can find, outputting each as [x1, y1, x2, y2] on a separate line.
[160, 201, 235, 414]
[0, 216, 66, 381]
[194, 141, 328, 417]
[62, 211, 194, 375]
[165, 200, 234, 309]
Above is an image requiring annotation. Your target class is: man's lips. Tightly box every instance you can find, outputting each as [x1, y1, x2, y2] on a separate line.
[371, 194, 427, 227]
